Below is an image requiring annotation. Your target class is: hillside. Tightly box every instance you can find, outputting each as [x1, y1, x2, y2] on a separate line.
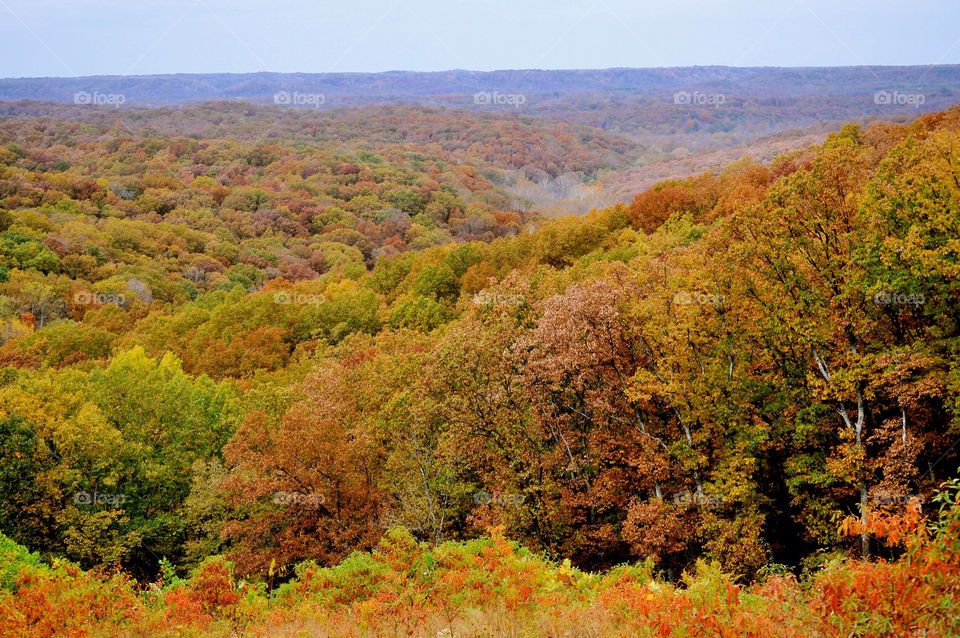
[4, 66, 959, 155]
[3, 66, 959, 105]
[595, 129, 829, 205]
[0, 95, 959, 636]
[0, 100, 648, 218]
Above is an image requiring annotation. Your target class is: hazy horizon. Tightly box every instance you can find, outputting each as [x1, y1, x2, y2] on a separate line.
[5, 62, 960, 82]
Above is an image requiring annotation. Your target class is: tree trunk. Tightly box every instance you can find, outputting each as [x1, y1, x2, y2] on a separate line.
[860, 480, 870, 559]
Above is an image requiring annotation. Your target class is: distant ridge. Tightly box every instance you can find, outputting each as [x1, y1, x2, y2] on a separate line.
[1, 66, 959, 107]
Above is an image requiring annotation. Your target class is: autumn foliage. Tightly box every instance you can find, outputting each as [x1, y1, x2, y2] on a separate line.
[1, 100, 960, 635]
[3, 492, 960, 637]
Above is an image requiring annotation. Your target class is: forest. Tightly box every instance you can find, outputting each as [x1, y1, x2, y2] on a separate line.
[6, 65, 959, 157]
[0, 99, 959, 636]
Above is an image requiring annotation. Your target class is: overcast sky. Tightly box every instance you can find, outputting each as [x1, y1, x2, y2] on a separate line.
[0, 0, 958, 78]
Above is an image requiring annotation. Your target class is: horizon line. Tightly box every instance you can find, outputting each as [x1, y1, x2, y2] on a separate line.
[4, 63, 960, 82]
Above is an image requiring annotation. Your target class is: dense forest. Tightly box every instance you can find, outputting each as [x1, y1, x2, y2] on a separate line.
[0, 101, 959, 636]
[5, 66, 959, 155]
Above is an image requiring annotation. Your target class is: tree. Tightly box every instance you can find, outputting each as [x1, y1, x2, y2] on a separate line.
[222, 353, 382, 577]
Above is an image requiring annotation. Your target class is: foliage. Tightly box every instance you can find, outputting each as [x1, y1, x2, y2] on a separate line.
[1, 100, 960, 634]
[2, 508, 960, 636]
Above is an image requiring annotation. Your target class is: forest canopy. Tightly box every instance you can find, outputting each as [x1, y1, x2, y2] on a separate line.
[1, 102, 959, 636]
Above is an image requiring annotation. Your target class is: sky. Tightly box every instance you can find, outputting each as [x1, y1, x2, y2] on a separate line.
[0, 0, 958, 78]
